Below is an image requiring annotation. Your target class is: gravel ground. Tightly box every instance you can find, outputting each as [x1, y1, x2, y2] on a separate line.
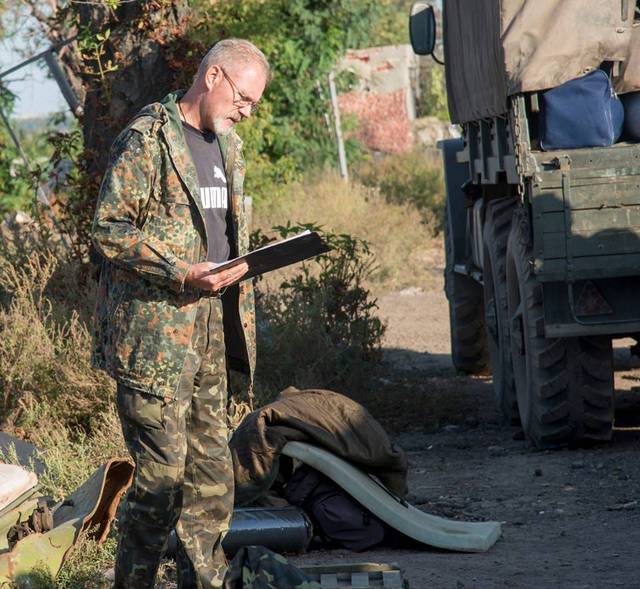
[289, 268, 640, 589]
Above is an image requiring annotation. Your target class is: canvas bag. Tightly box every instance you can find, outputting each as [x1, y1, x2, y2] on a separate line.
[540, 69, 624, 150]
[284, 464, 386, 552]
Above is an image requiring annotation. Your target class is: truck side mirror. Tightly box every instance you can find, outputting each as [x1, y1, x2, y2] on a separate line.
[409, 1, 436, 56]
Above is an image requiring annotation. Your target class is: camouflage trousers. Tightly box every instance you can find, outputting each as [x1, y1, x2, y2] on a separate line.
[115, 296, 233, 589]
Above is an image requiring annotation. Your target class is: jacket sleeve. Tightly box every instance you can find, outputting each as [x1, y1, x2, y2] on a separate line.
[92, 128, 191, 293]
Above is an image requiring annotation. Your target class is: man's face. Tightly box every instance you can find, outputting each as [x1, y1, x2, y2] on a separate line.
[200, 62, 267, 135]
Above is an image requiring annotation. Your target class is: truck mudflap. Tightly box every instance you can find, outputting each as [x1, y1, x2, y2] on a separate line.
[439, 137, 468, 270]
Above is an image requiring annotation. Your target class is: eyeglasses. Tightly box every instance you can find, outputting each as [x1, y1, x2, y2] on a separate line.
[219, 66, 260, 115]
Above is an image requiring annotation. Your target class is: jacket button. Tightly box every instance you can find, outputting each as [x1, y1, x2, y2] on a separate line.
[243, 322, 248, 328]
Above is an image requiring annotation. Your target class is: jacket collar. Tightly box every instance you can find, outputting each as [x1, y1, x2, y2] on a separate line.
[157, 90, 243, 207]
[159, 91, 201, 211]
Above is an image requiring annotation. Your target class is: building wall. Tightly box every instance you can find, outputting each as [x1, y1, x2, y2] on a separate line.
[336, 44, 418, 154]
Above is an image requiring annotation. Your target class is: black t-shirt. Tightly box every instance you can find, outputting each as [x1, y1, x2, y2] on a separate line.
[181, 120, 233, 263]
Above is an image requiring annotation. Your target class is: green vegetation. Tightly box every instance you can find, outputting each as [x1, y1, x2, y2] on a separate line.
[356, 147, 445, 230]
[0, 87, 35, 214]
[255, 169, 442, 293]
[417, 63, 449, 121]
[0, 172, 444, 588]
[0, 251, 113, 430]
[253, 222, 385, 402]
[187, 0, 410, 205]
[0, 87, 76, 216]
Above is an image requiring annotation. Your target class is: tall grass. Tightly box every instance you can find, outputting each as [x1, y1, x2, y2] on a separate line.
[255, 169, 443, 294]
[0, 158, 446, 586]
[0, 251, 114, 430]
[252, 225, 385, 402]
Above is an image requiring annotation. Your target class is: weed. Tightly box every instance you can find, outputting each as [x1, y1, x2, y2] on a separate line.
[252, 223, 385, 402]
[355, 147, 445, 231]
[0, 408, 124, 588]
[13, 529, 117, 589]
[416, 63, 449, 121]
[254, 170, 442, 293]
[1, 407, 125, 503]
[0, 251, 113, 430]
[56, 532, 116, 589]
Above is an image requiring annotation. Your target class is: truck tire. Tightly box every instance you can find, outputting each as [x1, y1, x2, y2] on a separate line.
[444, 212, 489, 374]
[505, 209, 614, 448]
[483, 198, 519, 424]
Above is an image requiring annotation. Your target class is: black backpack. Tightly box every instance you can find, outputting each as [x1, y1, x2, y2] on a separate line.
[284, 464, 386, 552]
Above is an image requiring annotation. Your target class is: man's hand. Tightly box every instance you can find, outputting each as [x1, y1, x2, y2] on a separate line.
[185, 261, 249, 292]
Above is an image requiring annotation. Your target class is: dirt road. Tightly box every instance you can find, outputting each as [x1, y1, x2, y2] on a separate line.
[291, 250, 640, 589]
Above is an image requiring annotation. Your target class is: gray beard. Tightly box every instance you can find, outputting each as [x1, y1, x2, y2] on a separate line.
[213, 116, 234, 136]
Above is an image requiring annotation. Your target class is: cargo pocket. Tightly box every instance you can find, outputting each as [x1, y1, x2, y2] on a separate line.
[117, 385, 185, 466]
[117, 385, 165, 431]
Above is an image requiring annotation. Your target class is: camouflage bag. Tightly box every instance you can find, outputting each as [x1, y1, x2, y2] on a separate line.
[223, 545, 320, 589]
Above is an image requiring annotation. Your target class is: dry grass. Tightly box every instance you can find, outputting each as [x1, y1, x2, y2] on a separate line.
[254, 170, 442, 296]
[0, 251, 114, 429]
[356, 147, 445, 229]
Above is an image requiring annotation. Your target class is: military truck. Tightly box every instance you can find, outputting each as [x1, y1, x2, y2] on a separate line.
[410, 1, 640, 448]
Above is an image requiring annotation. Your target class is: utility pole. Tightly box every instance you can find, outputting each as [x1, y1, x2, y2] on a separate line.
[327, 71, 348, 181]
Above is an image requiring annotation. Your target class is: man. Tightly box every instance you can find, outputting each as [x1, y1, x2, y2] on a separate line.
[91, 39, 269, 588]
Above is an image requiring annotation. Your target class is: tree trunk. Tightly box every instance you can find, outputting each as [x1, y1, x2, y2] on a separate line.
[78, 0, 191, 177]
[14, 0, 195, 259]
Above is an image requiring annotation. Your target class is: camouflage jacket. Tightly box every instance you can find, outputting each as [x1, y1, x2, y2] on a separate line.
[92, 91, 256, 400]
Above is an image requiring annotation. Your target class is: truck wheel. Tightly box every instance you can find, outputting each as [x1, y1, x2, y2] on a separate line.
[483, 198, 519, 424]
[505, 209, 614, 448]
[444, 212, 489, 374]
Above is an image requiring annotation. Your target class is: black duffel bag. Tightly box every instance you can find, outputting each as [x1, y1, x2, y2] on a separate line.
[285, 464, 386, 552]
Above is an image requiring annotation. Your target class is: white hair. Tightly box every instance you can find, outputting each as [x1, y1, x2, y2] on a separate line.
[197, 38, 271, 81]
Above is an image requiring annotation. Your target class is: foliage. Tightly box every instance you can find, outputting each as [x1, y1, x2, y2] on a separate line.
[77, 25, 118, 80]
[356, 147, 445, 231]
[0, 0, 415, 255]
[51, 531, 116, 589]
[0, 86, 35, 215]
[187, 0, 406, 205]
[417, 62, 449, 121]
[0, 83, 78, 217]
[252, 222, 385, 401]
[41, 123, 93, 262]
[9, 407, 124, 501]
[369, 0, 413, 46]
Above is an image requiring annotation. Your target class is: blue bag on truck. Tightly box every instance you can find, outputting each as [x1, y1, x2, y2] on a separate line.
[540, 69, 624, 151]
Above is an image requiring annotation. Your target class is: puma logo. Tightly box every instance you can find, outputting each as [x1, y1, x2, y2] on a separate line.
[214, 166, 227, 184]
[200, 187, 228, 209]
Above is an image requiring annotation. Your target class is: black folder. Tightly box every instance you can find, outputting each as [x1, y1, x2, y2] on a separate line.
[210, 230, 331, 284]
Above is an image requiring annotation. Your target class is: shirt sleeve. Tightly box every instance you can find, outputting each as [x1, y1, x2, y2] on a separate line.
[91, 128, 191, 293]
